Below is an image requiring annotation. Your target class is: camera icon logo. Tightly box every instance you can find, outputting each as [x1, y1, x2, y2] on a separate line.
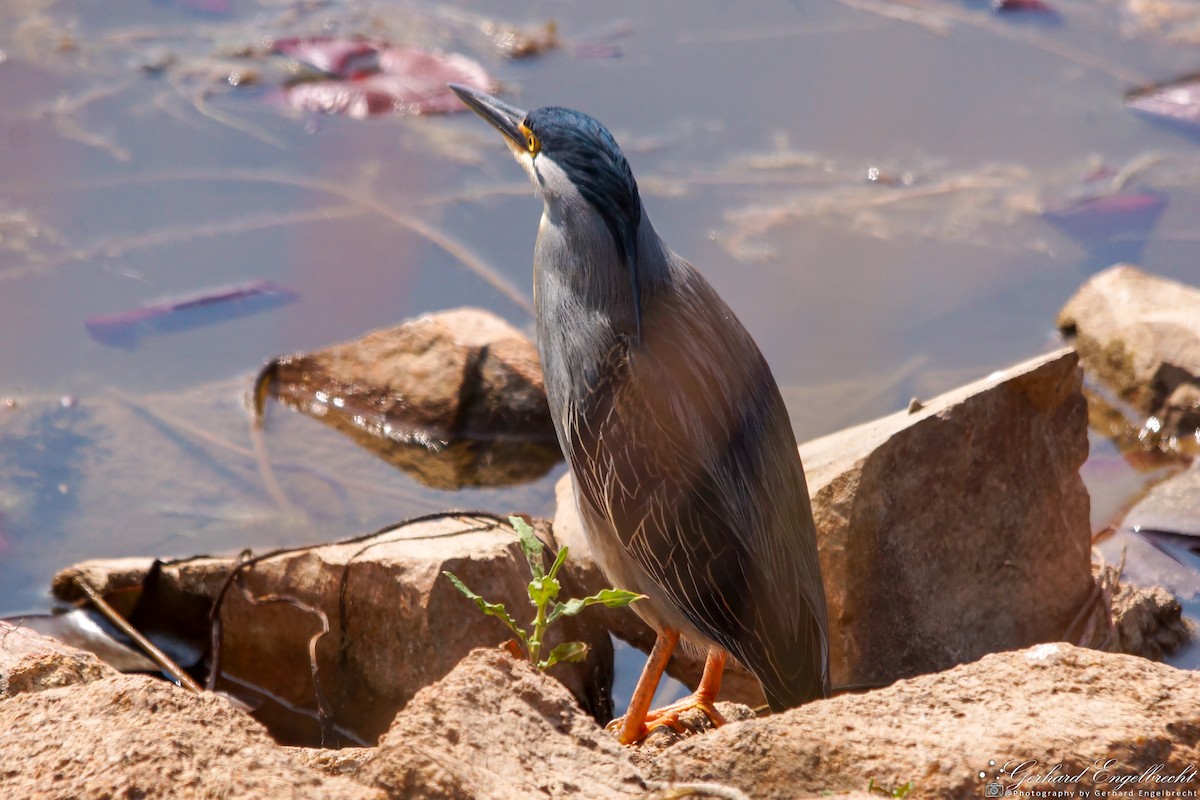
[978, 759, 1009, 797]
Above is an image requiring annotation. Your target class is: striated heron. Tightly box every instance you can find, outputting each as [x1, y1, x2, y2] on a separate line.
[450, 84, 830, 744]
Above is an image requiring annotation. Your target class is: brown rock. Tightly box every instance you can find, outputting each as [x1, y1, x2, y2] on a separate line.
[258, 307, 561, 488]
[647, 643, 1200, 799]
[1058, 264, 1200, 447]
[51, 515, 614, 745]
[555, 349, 1092, 695]
[1071, 563, 1190, 660]
[0, 673, 384, 800]
[361, 647, 647, 800]
[0, 622, 115, 699]
[1110, 579, 1190, 660]
[803, 347, 1092, 687]
[51, 556, 160, 602]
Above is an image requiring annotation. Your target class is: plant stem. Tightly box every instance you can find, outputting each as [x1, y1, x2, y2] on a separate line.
[529, 596, 548, 665]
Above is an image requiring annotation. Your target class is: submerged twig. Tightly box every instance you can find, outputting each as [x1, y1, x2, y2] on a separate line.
[839, 0, 1148, 85]
[248, 412, 295, 516]
[0, 204, 365, 284]
[1064, 548, 1124, 649]
[74, 575, 204, 693]
[72, 169, 532, 314]
[230, 571, 334, 745]
[207, 510, 512, 688]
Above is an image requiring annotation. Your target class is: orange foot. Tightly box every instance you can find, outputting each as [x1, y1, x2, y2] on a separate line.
[609, 644, 730, 745]
[606, 693, 729, 742]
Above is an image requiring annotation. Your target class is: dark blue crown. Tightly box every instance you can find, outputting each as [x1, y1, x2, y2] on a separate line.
[524, 106, 642, 272]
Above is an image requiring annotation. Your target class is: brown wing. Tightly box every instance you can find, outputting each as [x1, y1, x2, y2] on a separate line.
[563, 258, 829, 707]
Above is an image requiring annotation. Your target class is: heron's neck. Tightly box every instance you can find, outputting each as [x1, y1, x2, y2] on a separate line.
[533, 202, 667, 410]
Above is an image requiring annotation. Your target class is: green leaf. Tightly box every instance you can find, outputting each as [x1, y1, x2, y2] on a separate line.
[866, 779, 915, 798]
[527, 575, 560, 608]
[546, 545, 569, 582]
[510, 516, 544, 579]
[547, 588, 645, 623]
[538, 640, 589, 670]
[442, 571, 528, 645]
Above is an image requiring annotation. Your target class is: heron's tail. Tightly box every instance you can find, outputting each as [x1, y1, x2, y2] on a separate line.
[756, 611, 830, 712]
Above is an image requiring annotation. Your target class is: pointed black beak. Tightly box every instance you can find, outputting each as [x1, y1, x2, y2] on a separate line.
[449, 84, 529, 151]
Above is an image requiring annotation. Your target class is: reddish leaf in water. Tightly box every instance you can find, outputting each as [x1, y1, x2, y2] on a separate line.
[272, 36, 380, 78]
[1043, 191, 1168, 242]
[993, 0, 1055, 11]
[275, 39, 493, 119]
[85, 280, 299, 349]
[1127, 74, 1200, 128]
[375, 47, 493, 113]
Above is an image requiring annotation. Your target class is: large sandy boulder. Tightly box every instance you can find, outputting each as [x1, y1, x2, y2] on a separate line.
[803, 347, 1091, 687]
[0, 622, 115, 699]
[646, 643, 1200, 799]
[360, 647, 648, 799]
[0, 671, 384, 800]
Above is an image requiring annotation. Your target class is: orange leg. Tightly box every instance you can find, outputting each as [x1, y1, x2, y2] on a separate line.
[608, 634, 730, 745]
[608, 628, 679, 745]
[641, 648, 728, 732]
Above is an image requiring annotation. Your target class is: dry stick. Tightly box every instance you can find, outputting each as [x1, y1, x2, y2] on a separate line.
[73, 576, 204, 693]
[1063, 547, 1123, 648]
[840, 0, 1149, 86]
[0, 204, 366, 284]
[230, 574, 335, 746]
[108, 387, 418, 513]
[1061, 574, 1106, 647]
[74, 169, 533, 315]
[190, 90, 290, 151]
[207, 510, 511, 690]
[30, 79, 139, 162]
[205, 511, 510, 743]
[248, 414, 295, 516]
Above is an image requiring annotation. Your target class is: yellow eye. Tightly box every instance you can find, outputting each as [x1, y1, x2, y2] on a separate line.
[520, 123, 541, 156]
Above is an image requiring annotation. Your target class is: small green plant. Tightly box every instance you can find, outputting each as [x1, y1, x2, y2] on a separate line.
[866, 778, 915, 798]
[443, 516, 644, 670]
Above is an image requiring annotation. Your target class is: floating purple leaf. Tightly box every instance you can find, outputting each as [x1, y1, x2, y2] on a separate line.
[86, 279, 298, 349]
[272, 38, 493, 119]
[272, 36, 380, 77]
[993, 0, 1056, 12]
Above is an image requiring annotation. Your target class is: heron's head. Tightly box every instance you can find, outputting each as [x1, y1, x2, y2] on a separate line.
[449, 84, 643, 288]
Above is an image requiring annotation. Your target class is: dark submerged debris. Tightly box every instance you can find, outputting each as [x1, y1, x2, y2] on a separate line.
[992, 0, 1057, 14]
[1126, 73, 1200, 129]
[85, 279, 298, 349]
[482, 19, 560, 59]
[1042, 190, 1167, 243]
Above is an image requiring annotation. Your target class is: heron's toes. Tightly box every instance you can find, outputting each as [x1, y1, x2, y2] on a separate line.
[644, 696, 727, 732]
[605, 715, 649, 745]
